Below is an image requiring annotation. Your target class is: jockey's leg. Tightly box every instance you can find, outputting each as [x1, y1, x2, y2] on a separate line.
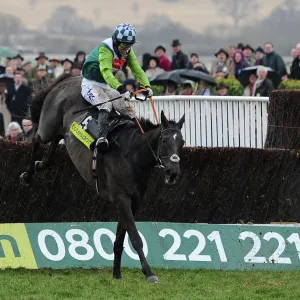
[81, 78, 114, 152]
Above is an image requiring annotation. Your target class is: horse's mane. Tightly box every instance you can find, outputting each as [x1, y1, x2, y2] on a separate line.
[138, 117, 177, 132]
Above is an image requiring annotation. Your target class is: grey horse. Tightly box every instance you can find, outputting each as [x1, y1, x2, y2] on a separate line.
[20, 73, 185, 283]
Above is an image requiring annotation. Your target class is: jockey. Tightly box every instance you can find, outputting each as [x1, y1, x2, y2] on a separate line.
[81, 23, 153, 152]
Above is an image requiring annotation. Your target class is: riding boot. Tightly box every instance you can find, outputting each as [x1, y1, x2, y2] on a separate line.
[95, 110, 110, 152]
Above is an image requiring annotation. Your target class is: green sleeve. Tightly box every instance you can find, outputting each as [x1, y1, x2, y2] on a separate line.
[127, 49, 150, 87]
[99, 46, 122, 90]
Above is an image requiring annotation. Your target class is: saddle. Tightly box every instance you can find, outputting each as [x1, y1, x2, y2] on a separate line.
[70, 107, 137, 151]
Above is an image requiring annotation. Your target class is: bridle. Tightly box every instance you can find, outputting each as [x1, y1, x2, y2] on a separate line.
[124, 126, 182, 170]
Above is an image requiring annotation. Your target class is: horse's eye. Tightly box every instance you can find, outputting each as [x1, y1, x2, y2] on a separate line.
[162, 139, 167, 144]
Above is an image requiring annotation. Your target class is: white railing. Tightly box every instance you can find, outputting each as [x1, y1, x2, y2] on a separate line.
[132, 96, 269, 148]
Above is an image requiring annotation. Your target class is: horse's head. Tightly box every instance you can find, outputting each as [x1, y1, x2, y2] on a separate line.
[158, 110, 185, 185]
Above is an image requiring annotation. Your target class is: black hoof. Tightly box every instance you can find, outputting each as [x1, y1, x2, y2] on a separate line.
[35, 161, 42, 172]
[19, 172, 31, 186]
[113, 274, 122, 280]
[147, 275, 160, 283]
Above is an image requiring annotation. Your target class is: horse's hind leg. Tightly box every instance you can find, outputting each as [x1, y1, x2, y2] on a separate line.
[113, 222, 126, 279]
[20, 132, 40, 186]
[35, 137, 61, 172]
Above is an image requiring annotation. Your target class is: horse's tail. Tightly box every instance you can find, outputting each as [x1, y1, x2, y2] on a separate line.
[30, 73, 74, 124]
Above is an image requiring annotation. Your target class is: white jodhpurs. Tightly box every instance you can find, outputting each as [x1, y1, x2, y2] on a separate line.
[81, 78, 134, 118]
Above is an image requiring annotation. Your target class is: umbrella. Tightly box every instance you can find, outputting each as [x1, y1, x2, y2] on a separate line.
[0, 47, 16, 59]
[238, 66, 282, 88]
[150, 69, 186, 86]
[179, 70, 217, 85]
[0, 74, 14, 85]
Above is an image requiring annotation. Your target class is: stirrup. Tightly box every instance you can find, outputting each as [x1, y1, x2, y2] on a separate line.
[96, 137, 109, 152]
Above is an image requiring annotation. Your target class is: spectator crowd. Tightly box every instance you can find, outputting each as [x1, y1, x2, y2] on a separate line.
[1, 39, 300, 142]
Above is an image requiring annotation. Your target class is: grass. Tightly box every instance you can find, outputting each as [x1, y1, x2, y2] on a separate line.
[0, 268, 299, 300]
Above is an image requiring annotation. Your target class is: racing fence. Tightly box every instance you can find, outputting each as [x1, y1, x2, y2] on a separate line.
[133, 95, 269, 149]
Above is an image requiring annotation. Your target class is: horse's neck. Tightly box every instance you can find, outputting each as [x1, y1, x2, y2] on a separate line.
[134, 126, 161, 168]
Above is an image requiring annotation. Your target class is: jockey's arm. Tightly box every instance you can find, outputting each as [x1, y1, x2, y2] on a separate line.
[99, 46, 123, 90]
[127, 49, 150, 88]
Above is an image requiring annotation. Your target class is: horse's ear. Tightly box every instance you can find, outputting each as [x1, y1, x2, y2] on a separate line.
[177, 114, 185, 129]
[161, 110, 169, 128]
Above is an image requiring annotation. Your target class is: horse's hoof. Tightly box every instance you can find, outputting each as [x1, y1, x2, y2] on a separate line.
[35, 161, 42, 172]
[19, 172, 30, 186]
[113, 274, 122, 280]
[147, 275, 160, 283]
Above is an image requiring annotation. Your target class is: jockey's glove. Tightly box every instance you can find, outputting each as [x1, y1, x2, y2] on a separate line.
[145, 86, 153, 98]
[117, 86, 131, 101]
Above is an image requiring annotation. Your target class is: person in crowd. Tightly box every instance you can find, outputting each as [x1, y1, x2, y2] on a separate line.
[216, 83, 229, 96]
[291, 48, 298, 60]
[33, 52, 49, 77]
[15, 67, 29, 86]
[243, 73, 257, 96]
[164, 82, 178, 95]
[30, 66, 50, 93]
[171, 39, 189, 70]
[145, 56, 164, 80]
[12, 54, 24, 69]
[0, 112, 4, 137]
[289, 43, 300, 80]
[180, 82, 194, 95]
[242, 44, 256, 66]
[74, 51, 86, 66]
[71, 63, 82, 76]
[199, 80, 211, 96]
[215, 71, 227, 79]
[23, 61, 34, 82]
[186, 53, 209, 73]
[255, 47, 264, 66]
[5, 121, 24, 142]
[61, 58, 73, 74]
[154, 46, 171, 72]
[142, 53, 152, 71]
[48, 57, 64, 79]
[252, 65, 274, 97]
[123, 78, 137, 93]
[233, 50, 249, 78]
[5, 66, 14, 76]
[5, 73, 32, 125]
[211, 48, 234, 77]
[22, 117, 34, 143]
[236, 43, 244, 51]
[262, 42, 287, 80]
[228, 45, 236, 58]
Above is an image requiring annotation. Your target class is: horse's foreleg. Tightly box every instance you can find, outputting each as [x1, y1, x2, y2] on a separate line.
[19, 133, 40, 186]
[113, 222, 126, 279]
[117, 197, 159, 283]
[35, 138, 60, 172]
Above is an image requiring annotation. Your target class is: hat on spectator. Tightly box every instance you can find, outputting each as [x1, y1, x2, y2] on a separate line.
[71, 62, 82, 70]
[217, 82, 229, 90]
[154, 45, 166, 53]
[171, 39, 182, 47]
[215, 48, 229, 58]
[49, 56, 60, 62]
[36, 65, 47, 71]
[190, 53, 198, 58]
[61, 58, 73, 65]
[13, 54, 24, 61]
[255, 46, 264, 54]
[242, 44, 254, 52]
[35, 52, 48, 60]
[183, 82, 193, 89]
[237, 43, 245, 49]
